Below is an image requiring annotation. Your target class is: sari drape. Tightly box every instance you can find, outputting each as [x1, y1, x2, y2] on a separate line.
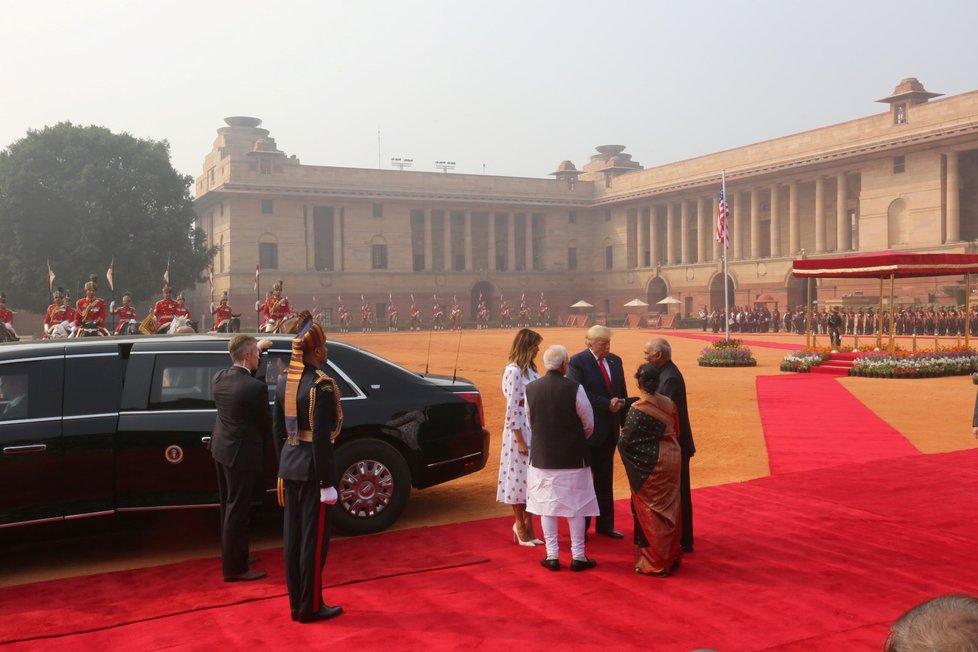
[618, 397, 682, 575]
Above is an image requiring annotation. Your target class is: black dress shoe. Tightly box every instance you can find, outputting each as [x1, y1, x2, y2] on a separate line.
[247, 555, 260, 565]
[597, 528, 625, 539]
[540, 557, 560, 572]
[297, 605, 343, 623]
[570, 557, 597, 572]
[291, 611, 298, 622]
[224, 569, 267, 582]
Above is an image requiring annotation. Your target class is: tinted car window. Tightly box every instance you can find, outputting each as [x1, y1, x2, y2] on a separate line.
[148, 354, 227, 411]
[262, 353, 356, 401]
[64, 354, 122, 416]
[0, 360, 62, 421]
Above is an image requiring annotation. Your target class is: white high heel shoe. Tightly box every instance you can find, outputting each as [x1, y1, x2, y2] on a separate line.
[513, 523, 537, 547]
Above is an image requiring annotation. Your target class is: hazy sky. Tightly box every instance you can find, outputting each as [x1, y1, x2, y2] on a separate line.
[3, 0, 977, 182]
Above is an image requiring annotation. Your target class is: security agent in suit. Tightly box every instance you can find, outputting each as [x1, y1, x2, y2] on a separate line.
[210, 334, 273, 582]
[567, 325, 628, 539]
[645, 337, 696, 552]
[274, 313, 343, 623]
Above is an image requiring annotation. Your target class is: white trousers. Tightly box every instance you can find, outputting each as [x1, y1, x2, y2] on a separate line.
[540, 515, 586, 560]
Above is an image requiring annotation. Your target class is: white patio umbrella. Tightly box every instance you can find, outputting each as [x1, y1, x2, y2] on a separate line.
[623, 298, 649, 307]
[656, 295, 681, 314]
[570, 300, 594, 309]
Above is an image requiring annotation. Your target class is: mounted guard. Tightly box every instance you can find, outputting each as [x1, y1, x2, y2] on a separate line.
[211, 291, 239, 333]
[112, 292, 140, 335]
[150, 285, 179, 333]
[261, 281, 293, 332]
[0, 293, 18, 342]
[409, 294, 423, 331]
[43, 288, 76, 338]
[73, 274, 110, 337]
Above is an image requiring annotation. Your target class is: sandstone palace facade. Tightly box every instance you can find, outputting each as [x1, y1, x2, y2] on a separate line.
[192, 78, 978, 327]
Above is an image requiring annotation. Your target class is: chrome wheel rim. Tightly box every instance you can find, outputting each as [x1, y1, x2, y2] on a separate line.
[338, 459, 394, 518]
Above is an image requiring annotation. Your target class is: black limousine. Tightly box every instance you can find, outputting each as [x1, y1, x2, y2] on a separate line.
[0, 335, 488, 535]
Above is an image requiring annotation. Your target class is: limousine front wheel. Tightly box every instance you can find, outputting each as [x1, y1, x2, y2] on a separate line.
[333, 439, 410, 535]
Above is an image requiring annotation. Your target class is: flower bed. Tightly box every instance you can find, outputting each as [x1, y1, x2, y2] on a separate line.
[780, 350, 830, 373]
[698, 338, 757, 367]
[850, 347, 978, 378]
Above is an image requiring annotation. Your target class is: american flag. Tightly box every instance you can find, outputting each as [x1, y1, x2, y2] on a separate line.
[715, 186, 730, 248]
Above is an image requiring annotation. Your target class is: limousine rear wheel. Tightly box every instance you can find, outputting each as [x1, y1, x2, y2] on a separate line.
[333, 439, 411, 535]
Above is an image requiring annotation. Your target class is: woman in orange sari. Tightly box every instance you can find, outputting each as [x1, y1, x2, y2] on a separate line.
[619, 363, 682, 576]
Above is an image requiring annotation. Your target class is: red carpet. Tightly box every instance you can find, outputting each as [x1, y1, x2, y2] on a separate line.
[756, 374, 920, 475]
[4, 449, 978, 651]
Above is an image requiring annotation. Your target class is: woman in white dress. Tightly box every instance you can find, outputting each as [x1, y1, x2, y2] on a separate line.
[496, 328, 544, 546]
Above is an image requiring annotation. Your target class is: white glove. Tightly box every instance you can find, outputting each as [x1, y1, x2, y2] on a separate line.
[109, 301, 116, 312]
[255, 300, 261, 311]
[61, 320, 73, 329]
[319, 486, 338, 505]
[209, 302, 215, 313]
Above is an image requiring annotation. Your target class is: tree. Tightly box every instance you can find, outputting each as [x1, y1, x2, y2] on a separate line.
[0, 122, 215, 311]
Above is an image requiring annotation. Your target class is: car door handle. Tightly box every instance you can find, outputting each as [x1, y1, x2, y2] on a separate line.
[200, 436, 212, 446]
[3, 444, 48, 455]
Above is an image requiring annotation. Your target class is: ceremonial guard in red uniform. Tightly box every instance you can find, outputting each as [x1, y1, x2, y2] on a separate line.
[273, 313, 343, 623]
[476, 298, 489, 329]
[261, 281, 292, 332]
[174, 292, 193, 330]
[111, 292, 139, 334]
[43, 288, 76, 338]
[518, 295, 530, 327]
[75, 275, 109, 335]
[211, 291, 235, 332]
[387, 297, 398, 332]
[0, 292, 18, 340]
[337, 301, 350, 333]
[432, 296, 444, 330]
[153, 285, 179, 332]
[409, 296, 422, 331]
[499, 298, 511, 327]
[360, 297, 373, 333]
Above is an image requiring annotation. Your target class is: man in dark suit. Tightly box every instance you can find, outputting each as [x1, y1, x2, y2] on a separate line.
[645, 337, 696, 552]
[567, 325, 627, 539]
[0, 373, 28, 420]
[274, 313, 343, 623]
[210, 334, 273, 582]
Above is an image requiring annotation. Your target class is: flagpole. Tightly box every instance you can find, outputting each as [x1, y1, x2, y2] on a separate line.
[721, 170, 731, 341]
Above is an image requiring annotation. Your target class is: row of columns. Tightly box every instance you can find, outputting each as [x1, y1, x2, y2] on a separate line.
[637, 173, 854, 268]
[421, 212, 534, 272]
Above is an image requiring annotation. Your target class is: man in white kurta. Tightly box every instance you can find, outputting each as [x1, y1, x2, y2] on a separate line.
[525, 344, 597, 571]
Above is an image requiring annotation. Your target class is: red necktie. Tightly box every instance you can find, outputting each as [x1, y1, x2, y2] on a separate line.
[598, 356, 613, 394]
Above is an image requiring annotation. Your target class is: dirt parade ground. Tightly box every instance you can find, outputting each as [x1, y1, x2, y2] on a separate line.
[2, 326, 976, 588]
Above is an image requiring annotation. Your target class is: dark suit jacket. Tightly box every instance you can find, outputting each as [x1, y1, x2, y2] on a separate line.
[210, 366, 272, 471]
[658, 359, 696, 458]
[567, 348, 627, 447]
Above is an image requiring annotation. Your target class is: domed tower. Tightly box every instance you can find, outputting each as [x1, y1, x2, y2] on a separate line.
[580, 145, 643, 187]
[877, 78, 942, 125]
[549, 159, 581, 189]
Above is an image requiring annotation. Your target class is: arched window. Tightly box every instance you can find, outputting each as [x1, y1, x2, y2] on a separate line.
[887, 199, 909, 246]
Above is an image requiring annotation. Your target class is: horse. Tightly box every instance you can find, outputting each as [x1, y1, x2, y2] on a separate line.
[360, 310, 374, 333]
[338, 311, 351, 333]
[537, 306, 551, 327]
[213, 314, 241, 333]
[476, 307, 489, 329]
[72, 320, 110, 337]
[449, 307, 464, 331]
[273, 314, 303, 334]
[46, 322, 73, 339]
[387, 310, 398, 332]
[517, 306, 530, 328]
[0, 322, 18, 343]
[432, 308, 445, 331]
[164, 316, 197, 334]
[116, 320, 141, 336]
[409, 309, 423, 331]
[499, 308, 512, 328]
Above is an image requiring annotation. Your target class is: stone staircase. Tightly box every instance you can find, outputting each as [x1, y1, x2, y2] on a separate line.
[811, 351, 858, 377]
